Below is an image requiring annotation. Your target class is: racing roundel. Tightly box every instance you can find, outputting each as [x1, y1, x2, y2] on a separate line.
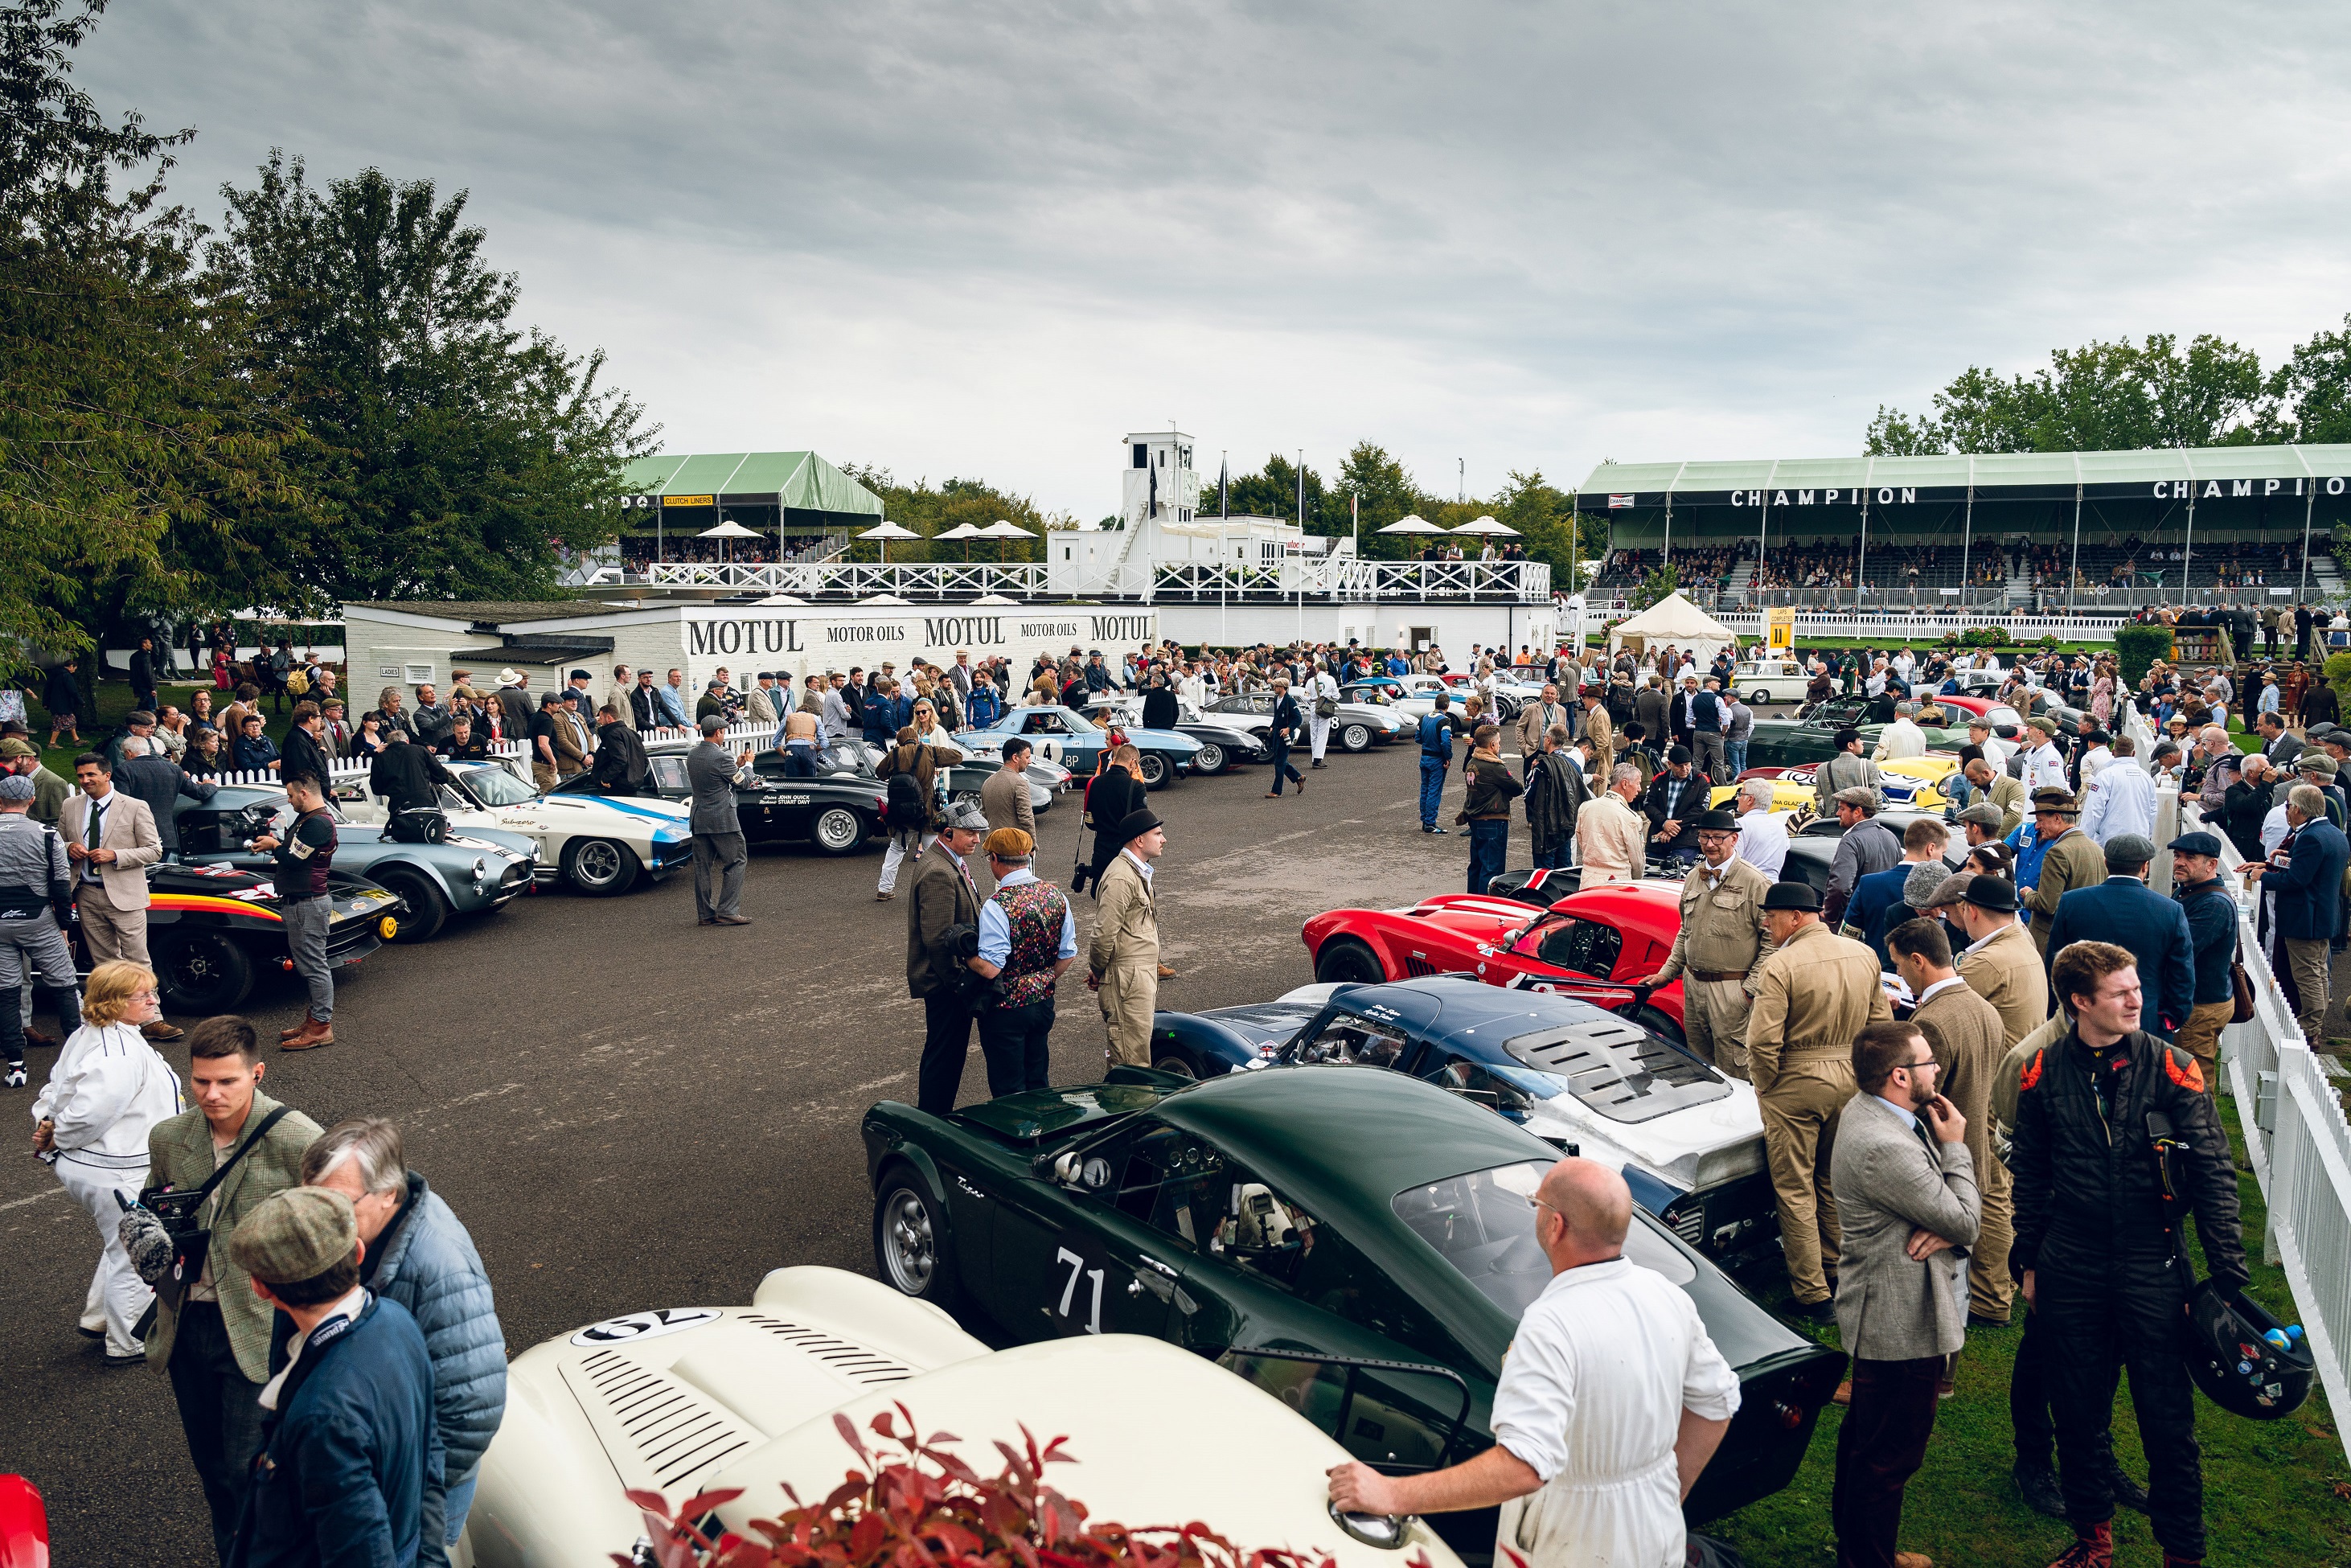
[568, 1307, 721, 1347]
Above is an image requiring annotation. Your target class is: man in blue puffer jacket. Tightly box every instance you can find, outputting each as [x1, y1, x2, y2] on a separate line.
[296, 1119, 506, 1562]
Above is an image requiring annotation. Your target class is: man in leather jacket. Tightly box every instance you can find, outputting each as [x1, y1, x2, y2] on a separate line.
[2008, 939, 2244, 1568]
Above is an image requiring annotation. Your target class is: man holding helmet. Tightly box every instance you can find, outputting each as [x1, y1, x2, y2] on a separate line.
[2009, 940, 2243, 1568]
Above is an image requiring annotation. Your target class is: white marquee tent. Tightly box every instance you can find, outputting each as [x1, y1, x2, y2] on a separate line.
[1606, 591, 1739, 663]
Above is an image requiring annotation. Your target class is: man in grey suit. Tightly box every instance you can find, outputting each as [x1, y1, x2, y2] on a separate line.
[685, 715, 757, 926]
[1830, 1019, 1981, 1568]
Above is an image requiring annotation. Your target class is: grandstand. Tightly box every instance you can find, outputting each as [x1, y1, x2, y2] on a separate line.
[1576, 445, 2350, 610]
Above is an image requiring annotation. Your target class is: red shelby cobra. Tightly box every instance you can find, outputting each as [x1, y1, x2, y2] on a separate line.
[1302, 880, 1692, 1046]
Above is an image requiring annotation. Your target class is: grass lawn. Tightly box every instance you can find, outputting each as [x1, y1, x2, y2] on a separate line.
[1715, 1097, 2349, 1566]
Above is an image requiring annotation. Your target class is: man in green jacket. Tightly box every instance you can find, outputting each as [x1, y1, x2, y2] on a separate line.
[125, 1016, 321, 1566]
[2019, 789, 2107, 958]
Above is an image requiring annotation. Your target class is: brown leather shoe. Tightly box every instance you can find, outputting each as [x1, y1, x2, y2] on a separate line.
[142, 1020, 184, 1043]
[280, 1020, 334, 1051]
[279, 1024, 305, 1041]
[1157, 963, 1176, 979]
[714, 914, 752, 926]
[1894, 1554, 1935, 1568]
[1832, 1380, 1852, 1406]
[23, 1027, 60, 1050]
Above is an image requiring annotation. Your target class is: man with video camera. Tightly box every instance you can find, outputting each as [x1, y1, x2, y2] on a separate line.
[2009, 940, 2243, 1568]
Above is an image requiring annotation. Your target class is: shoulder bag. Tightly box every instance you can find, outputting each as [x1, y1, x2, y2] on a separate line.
[136, 1104, 294, 1320]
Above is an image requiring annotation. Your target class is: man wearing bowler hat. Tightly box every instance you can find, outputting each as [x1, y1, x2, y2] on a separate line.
[227, 1186, 443, 1568]
[1089, 809, 1164, 1070]
[1745, 879, 1892, 1322]
[1951, 872, 2049, 1050]
[1635, 809, 1772, 1080]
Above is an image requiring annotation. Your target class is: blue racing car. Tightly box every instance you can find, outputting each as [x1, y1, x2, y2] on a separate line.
[951, 704, 1201, 790]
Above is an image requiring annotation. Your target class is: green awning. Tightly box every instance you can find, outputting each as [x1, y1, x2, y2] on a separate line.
[620, 450, 884, 516]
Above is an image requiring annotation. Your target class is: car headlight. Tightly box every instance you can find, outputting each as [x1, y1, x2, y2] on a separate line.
[470, 857, 487, 876]
[378, 916, 399, 940]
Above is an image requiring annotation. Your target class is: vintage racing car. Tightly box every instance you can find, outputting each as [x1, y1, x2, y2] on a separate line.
[863, 1065, 1844, 1547]
[954, 705, 1201, 789]
[174, 785, 536, 944]
[1081, 692, 1270, 774]
[1144, 978, 1776, 1268]
[338, 758, 695, 896]
[122, 860, 401, 1014]
[588, 741, 888, 856]
[462, 1265, 1467, 1568]
[1204, 688, 1409, 755]
[829, 736, 1065, 814]
[1717, 754, 1963, 815]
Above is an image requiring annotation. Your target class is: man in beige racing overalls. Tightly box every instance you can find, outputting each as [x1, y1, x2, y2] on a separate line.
[1089, 808, 1164, 1070]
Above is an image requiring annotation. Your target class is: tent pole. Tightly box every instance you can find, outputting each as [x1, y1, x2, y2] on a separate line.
[2067, 483, 2082, 622]
[1960, 482, 1974, 614]
[2301, 479, 2316, 600]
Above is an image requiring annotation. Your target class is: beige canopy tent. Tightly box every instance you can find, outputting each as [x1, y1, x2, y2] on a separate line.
[1606, 592, 1740, 665]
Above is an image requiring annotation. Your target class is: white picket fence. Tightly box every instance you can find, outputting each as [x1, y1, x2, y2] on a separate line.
[2185, 796, 2351, 1463]
[197, 724, 808, 790]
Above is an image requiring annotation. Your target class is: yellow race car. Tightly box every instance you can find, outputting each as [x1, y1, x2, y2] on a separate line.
[1711, 753, 1961, 815]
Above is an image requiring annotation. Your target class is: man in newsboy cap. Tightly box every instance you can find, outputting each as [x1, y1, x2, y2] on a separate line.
[228, 1187, 444, 1567]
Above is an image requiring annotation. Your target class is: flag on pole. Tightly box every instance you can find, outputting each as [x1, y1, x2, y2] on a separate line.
[1219, 454, 1229, 519]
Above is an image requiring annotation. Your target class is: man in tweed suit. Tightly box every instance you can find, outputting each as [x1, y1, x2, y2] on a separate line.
[1831, 1019, 1981, 1568]
[125, 1016, 321, 1566]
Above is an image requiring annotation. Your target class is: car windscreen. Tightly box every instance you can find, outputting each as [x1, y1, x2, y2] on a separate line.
[453, 766, 538, 807]
[1393, 1160, 1694, 1320]
[1499, 1013, 1729, 1123]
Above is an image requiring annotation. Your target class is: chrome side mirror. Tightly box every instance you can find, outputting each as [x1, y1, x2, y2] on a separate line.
[1051, 1151, 1083, 1185]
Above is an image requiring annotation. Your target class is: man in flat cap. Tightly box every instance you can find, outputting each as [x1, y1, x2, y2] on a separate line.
[2298, 750, 2349, 831]
[2245, 782, 2351, 1041]
[1, 736, 69, 825]
[229, 1186, 443, 1568]
[1958, 756, 2027, 839]
[1635, 810, 1772, 1079]
[2041, 833, 2194, 1038]
[1954, 798, 2011, 853]
[2017, 716, 2070, 796]
[1823, 786, 1902, 930]
[2166, 831, 2240, 1090]
[2019, 789, 2106, 957]
[1746, 880, 1892, 1322]
[1089, 808, 1165, 1072]
[1637, 745, 1712, 866]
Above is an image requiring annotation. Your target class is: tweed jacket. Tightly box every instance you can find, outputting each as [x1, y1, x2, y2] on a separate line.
[1956, 920, 2049, 1048]
[1830, 1092, 1980, 1361]
[144, 1092, 324, 1382]
[1089, 851, 1160, 975]
[2020, 826, 2106, 949]
[905, 838, 982, 998]
[979, 764, 1036, 842]
[58, 787, 162, 912]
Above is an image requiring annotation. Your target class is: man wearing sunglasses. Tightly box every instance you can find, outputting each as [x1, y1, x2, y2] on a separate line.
[1828, 1019, 1981, 1568]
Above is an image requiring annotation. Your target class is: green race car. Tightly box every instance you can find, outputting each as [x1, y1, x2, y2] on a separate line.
[861, 1064, 1842, 1557]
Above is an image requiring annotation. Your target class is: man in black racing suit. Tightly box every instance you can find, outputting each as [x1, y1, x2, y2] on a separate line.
[2010, 939, 2245, 1568]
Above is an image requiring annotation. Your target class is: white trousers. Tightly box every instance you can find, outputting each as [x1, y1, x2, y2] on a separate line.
[1309, 712, 1331, 761]
[877, 829, 935, 894]
[55, 1154, 153, 1356]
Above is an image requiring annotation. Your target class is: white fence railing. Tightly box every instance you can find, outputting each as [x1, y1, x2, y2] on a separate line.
[2187, 798, 2351, 1466]
[619, 557, 1554, 605]
[632, 561, 1050, 597]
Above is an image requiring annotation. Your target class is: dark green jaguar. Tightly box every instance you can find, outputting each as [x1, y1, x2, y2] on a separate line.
[862, 1064, 1842, 1552]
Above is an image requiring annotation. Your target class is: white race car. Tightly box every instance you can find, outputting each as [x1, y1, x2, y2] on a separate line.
[334, 760, 694, 896]
[1195, 691, 1413, 754]
[462, 1266, 1465, 1568]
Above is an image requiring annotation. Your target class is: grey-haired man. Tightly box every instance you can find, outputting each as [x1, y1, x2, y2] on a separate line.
[686, 715, 757, 926]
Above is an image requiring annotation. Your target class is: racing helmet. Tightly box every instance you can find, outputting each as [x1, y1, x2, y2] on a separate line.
[2181, 1279, 2313, 1420]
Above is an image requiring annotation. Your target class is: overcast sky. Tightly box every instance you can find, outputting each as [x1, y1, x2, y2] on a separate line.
[76, 1, 2351, 517]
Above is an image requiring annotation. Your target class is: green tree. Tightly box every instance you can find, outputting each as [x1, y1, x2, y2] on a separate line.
[1865, 335, 2279, 454]
[1221, 452, 1331, 534]
[1631, 563, 1680, 611]
[838, 467, 1055, 564]
[0, 0, 320, 686]
[207, 153, 654, 601]
[2271, 315, 2351, 444]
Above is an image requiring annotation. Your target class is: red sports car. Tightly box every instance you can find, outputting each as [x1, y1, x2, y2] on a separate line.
[1302, 880, 1691, 1045]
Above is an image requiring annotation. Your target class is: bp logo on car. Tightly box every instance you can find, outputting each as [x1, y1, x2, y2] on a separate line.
[568, 1307, 721, 1346]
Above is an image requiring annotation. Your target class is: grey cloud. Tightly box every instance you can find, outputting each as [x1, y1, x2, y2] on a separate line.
[76, 1, 2351, 514]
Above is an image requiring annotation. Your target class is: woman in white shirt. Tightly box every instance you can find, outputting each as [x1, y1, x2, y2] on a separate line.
[29, 962, 184, 1361]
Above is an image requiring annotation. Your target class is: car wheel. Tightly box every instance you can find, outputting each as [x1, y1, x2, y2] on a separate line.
[1749, 688, 1770, 705]
[951, 788, 983, 810]
[1314, 937, 1388, 985]
[373, 868, 448, 943]
[1340, 722, 1372, 753]
[563, 836, 641, 896]
[1635, 1004, 1688, 1049]
[155, 931, 254, 1015]
[810, 806, 865, 857]
[1493, 696, 1520, 722]
[1137, 752, 1171, 790]
[1151, 1049, 1200, 1080]
[872, 1172, 959, 1308]
[1191, 741, 1227, 775]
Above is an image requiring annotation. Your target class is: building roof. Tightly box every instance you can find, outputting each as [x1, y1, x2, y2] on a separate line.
[621, 451, 884, 516]
[1578, 442, 2351, 499]
[343, 601, 605, 625]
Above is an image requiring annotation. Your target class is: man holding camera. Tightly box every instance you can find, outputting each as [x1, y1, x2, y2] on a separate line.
[122, 1016, 322, 1566]
[907, 799, 989, 1113]
[2010, 942, 2243, 1568]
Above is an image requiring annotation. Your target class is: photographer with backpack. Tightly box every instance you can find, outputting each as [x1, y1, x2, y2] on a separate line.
[876, 724, 966, 901]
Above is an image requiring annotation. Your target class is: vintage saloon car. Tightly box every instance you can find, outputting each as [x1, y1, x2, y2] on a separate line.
[593, 741, 889, 856]
[1144, 979, 1775, 1268]
[121, 860, 401, 1013]
[953, 705, 1201, 790]
[863, 1065, 1843, 1550]
[174, 785, 537, 944]
[462, 1266, 1465, 1568]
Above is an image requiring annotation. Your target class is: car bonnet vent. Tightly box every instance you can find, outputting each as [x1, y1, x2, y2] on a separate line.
[1504, 1016, 1730, 1125]
[564, 1347, 757, 1492]
[734, 1314, 914, 1384]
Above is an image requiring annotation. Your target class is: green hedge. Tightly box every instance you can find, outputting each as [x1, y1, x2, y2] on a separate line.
[2113, 624, 2175, 688]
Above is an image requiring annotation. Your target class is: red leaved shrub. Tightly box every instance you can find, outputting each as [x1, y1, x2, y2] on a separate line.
[617, 1403, 1421, 1568]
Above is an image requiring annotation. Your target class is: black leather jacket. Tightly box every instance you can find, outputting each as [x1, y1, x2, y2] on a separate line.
[2009, 1025, 2245, 1291]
